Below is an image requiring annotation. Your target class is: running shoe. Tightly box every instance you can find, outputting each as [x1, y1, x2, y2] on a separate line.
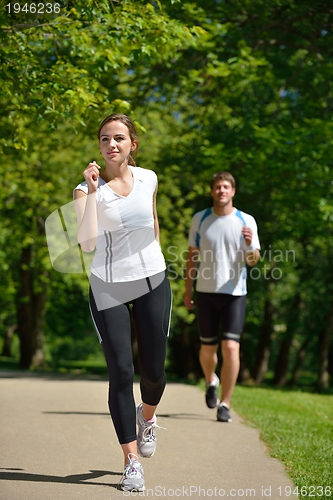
[119, 453, 145, 492]
[217, 402, 232, 422]
[136, 403, 158, 458]
[205, 373, 220, 409]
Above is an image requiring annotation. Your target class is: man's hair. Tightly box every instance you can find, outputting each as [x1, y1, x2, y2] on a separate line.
[210, 171, 236, 189]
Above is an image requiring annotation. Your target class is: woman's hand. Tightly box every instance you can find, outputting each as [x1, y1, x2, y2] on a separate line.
[83, 160, 101, 192]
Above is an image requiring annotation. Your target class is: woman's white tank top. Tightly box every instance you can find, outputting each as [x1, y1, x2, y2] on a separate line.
[73, 166, 166, 283]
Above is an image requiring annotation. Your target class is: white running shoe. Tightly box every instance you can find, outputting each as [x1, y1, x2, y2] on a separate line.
[119, 453, 145, 492]
[136, 403, 164, 458]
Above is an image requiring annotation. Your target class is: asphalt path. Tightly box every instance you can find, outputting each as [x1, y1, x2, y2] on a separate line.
[0, 372, 297, 499]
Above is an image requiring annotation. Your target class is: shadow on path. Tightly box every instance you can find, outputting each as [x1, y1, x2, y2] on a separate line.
[43, 411, 109, 416]
[42, 411, 209, 421]
[0, 468, 121, 490]
[157, 413, 211, 421]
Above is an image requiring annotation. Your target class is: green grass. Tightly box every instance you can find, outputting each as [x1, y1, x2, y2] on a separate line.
[0, 355, 109, 376]
[230, 385, 333, 499]
[53, 359, 108, 376]
[0, 355, 20, 370]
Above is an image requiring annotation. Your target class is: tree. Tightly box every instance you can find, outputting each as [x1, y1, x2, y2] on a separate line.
[2, 0, 333, 384]
[0, 0, 199, 368]
[130, 0, 333, 383]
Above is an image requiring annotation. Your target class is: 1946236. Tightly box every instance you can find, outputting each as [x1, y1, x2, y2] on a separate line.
[5, 3, 61, 14]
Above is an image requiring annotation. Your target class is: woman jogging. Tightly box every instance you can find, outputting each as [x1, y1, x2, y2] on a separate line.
[73, 114, 172, 492]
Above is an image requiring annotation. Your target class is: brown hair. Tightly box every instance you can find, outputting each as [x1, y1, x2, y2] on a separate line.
[210, 171, 236, 189]
[97, 113, 139, 166]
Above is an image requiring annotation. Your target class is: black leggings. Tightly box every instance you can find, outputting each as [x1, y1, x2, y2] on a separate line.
[89, 271, 172, 444]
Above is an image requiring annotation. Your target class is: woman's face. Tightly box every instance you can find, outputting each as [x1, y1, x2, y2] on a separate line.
[99, 120, 137, 165]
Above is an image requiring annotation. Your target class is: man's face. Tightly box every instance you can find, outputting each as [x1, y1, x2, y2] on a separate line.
[210, 179, 235, 207]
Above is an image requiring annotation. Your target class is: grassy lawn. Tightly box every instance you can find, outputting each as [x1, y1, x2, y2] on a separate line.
[231, 385, 333, 500]
[0, 355, 109, 376]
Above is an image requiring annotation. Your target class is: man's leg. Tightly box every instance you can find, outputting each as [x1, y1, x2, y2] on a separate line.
[220, 339, 240, 408]
[217, 295, 245, 422]
[200, 344, 220, 408]
[196, 292, 221, 408]
[199, 344, 218, 384]
[196, 292, 220, 384]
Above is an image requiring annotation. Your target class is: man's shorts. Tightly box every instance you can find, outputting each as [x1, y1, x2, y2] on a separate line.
[196, 292, 246, 345]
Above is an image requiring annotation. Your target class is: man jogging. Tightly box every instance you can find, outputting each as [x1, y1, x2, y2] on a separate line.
[184, 171, 260, 422]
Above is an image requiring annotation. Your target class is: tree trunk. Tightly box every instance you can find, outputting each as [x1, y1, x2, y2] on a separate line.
[273, 293, 302, 386]
[168, 321, 201, 379]
[16, 246, 47, 369]
[238, 357, 253, 384]
[328, 346, 333, 382]
[251, 282, 275, 385]
[1, 323, 17, 357]
[288, 336, 311, 387]
[238, 333, 254, 384]
[317, 299, 333, 391]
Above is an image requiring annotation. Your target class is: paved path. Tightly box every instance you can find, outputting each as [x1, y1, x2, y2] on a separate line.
[0, 372, 296, 500]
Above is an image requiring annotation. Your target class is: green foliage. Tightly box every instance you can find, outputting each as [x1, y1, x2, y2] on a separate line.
[44, 272, 100, 363]
[0, 0, 199, 367]
[0, 0, 332, 381]
[49, 335, 98, 362]
[1, 0, 197, 132]
[131, 0, 333, 383]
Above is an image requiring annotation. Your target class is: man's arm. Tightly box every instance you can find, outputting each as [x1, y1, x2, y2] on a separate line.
[242, 226, 260, 266]
[183, 246, 200, 310]
[245, 248, 260, 266]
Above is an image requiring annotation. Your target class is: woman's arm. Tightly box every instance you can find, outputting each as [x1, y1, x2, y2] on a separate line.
[152, 181, 160, 243]
[73, 161, 101, 253]
[74, 190, 98, 253]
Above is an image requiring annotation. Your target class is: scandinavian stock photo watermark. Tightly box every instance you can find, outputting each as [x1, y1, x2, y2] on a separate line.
[166, 245, 296, 282]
